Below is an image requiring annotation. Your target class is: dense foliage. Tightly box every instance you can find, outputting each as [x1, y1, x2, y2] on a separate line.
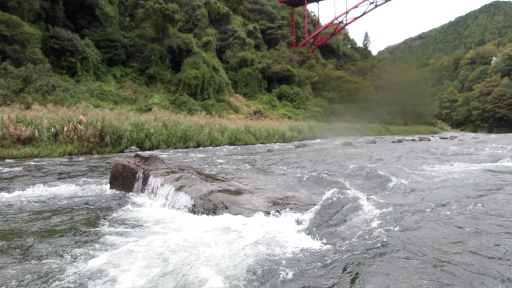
[0, 0, 380, 121]
[378, 1, 512, 62]
[3, 0, 509, 130]
[377, 1, 512, 131]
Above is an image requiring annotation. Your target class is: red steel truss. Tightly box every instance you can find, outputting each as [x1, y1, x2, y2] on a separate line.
[280, 0, 392, 51]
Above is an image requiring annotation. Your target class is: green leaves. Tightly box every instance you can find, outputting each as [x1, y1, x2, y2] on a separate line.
[42, 27, 102, 78]
[0, 11, 46, 67]
[489, 44, 512, 78]
[0, 0, 391, 122]
[272, 85, 305, 108]
[135, 0, 183, 42]
[174, 50, 231, 101]
[379, 2, 512, 62]
[436, 42, 512, 132]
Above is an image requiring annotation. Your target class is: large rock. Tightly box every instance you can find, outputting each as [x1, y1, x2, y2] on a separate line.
[110, 153, 166, 192]
[110, 153, 322, 216]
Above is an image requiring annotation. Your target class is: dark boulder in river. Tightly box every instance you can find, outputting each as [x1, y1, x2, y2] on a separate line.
[294, 143, 307, 148]
[110, 153, 323, 216]
[110, 153, 166, 192]
[123, 146, 141, 153]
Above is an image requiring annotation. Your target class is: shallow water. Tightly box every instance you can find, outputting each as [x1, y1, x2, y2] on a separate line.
[1, 133, 511, 287]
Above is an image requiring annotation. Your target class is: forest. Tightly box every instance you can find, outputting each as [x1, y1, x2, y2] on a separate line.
[378, 1, 512, 132]
[0, 0, 511, 147]
[0, 0, 388, 122]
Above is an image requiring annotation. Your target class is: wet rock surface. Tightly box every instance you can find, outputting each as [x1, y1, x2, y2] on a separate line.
[110, 153, 321, 216]
[109, 133, 465, 216]
[294, 143, 307, 148]
[109, 153, 166, 192]
[123, 146, 141, 153]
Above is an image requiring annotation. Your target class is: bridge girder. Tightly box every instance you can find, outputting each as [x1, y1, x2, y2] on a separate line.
[280, 0, 393, 52]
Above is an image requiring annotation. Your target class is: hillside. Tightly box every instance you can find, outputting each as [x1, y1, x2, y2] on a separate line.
[378, 1, 512, 62]
[0, 0, 378, 121]
[375, 1, 512, 132]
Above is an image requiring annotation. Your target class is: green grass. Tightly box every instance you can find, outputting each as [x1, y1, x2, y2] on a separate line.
[0, 105, 442, 160]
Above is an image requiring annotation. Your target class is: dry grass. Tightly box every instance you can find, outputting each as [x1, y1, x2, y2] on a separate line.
[0, 104, 441, 159]
[0, 104, 301, 129]
[1, 114, 39, 145]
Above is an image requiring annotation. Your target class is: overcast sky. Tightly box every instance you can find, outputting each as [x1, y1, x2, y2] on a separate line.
[310, 0, 509, 53]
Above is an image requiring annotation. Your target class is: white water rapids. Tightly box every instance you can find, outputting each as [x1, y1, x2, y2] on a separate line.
[1, 133, 512, 287]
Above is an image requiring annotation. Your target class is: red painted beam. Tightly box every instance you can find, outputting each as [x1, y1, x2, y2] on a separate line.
[282, 0, 392, 52]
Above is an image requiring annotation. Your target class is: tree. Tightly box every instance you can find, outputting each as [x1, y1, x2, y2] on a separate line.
[42, 27, 102, 77]
[0, 11, 46, 67]
[362, 31, 371, 50]
[135, 0, 183, 42]
[359, 31, 372, 59]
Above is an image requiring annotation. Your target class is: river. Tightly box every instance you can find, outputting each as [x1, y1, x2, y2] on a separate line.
[1, 133, 511, 287]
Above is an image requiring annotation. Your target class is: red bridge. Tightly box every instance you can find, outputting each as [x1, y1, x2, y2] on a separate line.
[279, 0, 392, 51]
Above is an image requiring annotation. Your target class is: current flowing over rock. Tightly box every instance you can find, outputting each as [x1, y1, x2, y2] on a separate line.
[110, 153, 323, 216]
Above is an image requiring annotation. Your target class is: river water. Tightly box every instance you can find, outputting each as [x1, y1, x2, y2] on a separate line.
[1, 133, 511, 287]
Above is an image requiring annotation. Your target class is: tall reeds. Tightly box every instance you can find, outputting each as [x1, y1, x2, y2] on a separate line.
[0, 105, 441, 159]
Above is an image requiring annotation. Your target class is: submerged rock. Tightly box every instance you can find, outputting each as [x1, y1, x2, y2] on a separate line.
[440, 135, 458, 140]
[123, 146, 140, 153]
[109, 153, 321, 216]
[295, 143, 307, 148]
[418, 136, 431, 142]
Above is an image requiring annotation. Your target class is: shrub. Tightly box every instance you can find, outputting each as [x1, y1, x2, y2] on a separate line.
[42, 27, 103, 78]
[272, 85, 306, 108]
[170, 94, 202, 114]
[0, 62, 75, 106]
[0, 11, 46, 67]
[174, 50, 231, 101]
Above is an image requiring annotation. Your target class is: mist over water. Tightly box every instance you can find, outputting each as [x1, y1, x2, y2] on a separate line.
[1, 133, 512, 287]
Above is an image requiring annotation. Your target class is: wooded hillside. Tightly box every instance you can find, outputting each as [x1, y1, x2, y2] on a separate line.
[0, 0, 378, 120]
[2, 0, 510, 131]
[377, 1, 512, 132]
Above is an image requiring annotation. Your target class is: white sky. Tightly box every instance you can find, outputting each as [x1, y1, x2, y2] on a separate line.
[308, 0, 509, 53]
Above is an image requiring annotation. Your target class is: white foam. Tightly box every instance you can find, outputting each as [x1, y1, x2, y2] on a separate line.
[67, 202, 326, 288]
[0, 181, 112, 202]
[378, 171, 410, 188]
[0, 167, 22, 172]
[51, 183, 331, 288]
[298, 188, 339, 228]
[335, 182, 391, 242]
[498, 158, 512, 164]
[344, 182, 381, 223]
[421, 160, 512, 173]
[279, 268, 294, 280]
[190, 154, 206, 157]
[139, 176, 194, 211]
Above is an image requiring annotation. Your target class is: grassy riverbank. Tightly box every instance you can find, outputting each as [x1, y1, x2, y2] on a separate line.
[0, 105, 442, 160]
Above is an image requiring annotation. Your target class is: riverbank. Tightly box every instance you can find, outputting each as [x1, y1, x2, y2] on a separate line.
[0, 104, 442, 160]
